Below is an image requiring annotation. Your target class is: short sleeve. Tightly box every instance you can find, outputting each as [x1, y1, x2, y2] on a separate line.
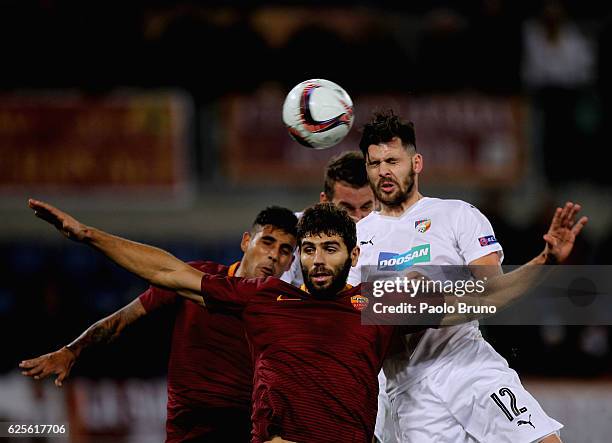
[455, 203, 504, 264]
[200, 274, 259, 314]
[139, 286, 179, 313]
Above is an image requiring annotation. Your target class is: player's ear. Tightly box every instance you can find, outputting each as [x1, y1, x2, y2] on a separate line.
[413, 153, 423, 174]
[350, 246, 360, 266]
[240, 232, 251, 253]
[319, 191, 328, 203]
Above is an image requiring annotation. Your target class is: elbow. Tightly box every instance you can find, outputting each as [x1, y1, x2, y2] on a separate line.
[149, 267, 180, 290]
[154, 263, 194, 291]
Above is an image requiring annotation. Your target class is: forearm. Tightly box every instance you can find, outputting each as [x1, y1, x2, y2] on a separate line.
[442, 253, 552, 325]
[82, 226, 193, 290]
[66, 298, 147, 357]
[525, 249, 552, 266]
[481, 247, 556, 307]
[29, 199, 203, 299]
[66, 313, 124, 358]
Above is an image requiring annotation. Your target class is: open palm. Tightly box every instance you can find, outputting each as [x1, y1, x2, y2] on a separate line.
[543, 202, 588, 263]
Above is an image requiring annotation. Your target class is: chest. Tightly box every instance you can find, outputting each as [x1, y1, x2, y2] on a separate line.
[243, 300, 388, 357]
[358, 215, 461, 269]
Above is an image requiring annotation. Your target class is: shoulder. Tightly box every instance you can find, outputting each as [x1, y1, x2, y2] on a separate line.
[188, 260, 228, 275]
[238, 276, 306, 300]
[424, 197, 474, 211]
[424, 198, 483, 216]
[345, 284, 362, 296]
[235, 276, 293, 290]
[356, 211, 381, 233]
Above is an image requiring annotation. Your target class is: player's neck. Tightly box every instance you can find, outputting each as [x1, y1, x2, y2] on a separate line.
[235, 261, 247, 277]
[379, 192, 423, 217]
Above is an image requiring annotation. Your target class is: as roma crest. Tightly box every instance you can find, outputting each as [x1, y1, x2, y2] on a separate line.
[351, 295, 369, 311]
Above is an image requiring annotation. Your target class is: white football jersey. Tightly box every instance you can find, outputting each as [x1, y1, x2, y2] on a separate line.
[347, 197, 503, 397]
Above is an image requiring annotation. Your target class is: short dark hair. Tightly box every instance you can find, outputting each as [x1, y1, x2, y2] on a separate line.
[253, 206, 298, 238]
[359, 110, 417, 158]
[323, 151, 368, 200]
[297, 203, 356, 252]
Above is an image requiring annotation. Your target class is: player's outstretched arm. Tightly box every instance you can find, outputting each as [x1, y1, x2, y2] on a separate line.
[19, 298, 147, 387]
[28, 199, 204, 302]
[442, 202, 587, 326]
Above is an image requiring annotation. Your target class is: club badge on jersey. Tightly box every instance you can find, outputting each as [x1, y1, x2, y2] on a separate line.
[415, 219, 432, 233]
[351, 295, 369, 311]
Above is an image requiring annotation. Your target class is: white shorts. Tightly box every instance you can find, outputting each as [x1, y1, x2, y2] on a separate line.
[387, 339, 563, 443]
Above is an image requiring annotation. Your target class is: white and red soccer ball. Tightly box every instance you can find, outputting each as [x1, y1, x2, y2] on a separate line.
[282, 79, 354, 150]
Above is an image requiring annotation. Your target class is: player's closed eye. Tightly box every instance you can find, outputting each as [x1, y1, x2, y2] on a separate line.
[261, 238, 276, 247]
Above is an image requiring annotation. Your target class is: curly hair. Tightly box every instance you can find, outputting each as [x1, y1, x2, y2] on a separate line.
[358, 110, 416, 158]
[297, 203, 356, 252]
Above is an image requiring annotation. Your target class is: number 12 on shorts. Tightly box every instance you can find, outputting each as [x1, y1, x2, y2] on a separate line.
[490, 387, 528, 421]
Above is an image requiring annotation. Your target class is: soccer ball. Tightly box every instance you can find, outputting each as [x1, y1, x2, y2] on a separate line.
[282, 79, 354, 149]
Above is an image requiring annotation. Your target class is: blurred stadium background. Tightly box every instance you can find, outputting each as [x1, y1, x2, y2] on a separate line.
[1, 0, 611, 441]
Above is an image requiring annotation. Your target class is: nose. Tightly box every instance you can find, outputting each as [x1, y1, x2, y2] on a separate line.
[354, 209, 368, 221]
[345, 209, 359, 222]
[268, 247, 279, 263]
[313, 247, 325, 265]
[379, 162, 392, 177]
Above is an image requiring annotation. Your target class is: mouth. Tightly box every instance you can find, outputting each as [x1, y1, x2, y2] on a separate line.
[379, 181, 396, 193]
[311, 271, 332, 285]
[260, 266, 274, 277]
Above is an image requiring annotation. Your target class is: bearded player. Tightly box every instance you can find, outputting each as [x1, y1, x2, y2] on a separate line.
[351, 111, 588, 443]
[27, 198, 584, 442]
[20, 206, 297, 443]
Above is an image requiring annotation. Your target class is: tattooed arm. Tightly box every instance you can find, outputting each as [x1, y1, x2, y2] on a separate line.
[19, 298, 147, 387]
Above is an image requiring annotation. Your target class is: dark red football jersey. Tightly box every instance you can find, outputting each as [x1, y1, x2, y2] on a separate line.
[139, 261, 252, 442]
[201, 275, 400, 443]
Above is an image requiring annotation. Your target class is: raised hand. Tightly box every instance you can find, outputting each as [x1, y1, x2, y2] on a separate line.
[28, 199, 88, 241]
[543, 202, 588, 264]
[19, 347, 76, 387]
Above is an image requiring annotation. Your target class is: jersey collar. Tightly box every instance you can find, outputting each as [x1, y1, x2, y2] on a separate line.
[228, 262, 240, 277]
[299, 283, 353, 293]
[376, 196, 428, 220]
